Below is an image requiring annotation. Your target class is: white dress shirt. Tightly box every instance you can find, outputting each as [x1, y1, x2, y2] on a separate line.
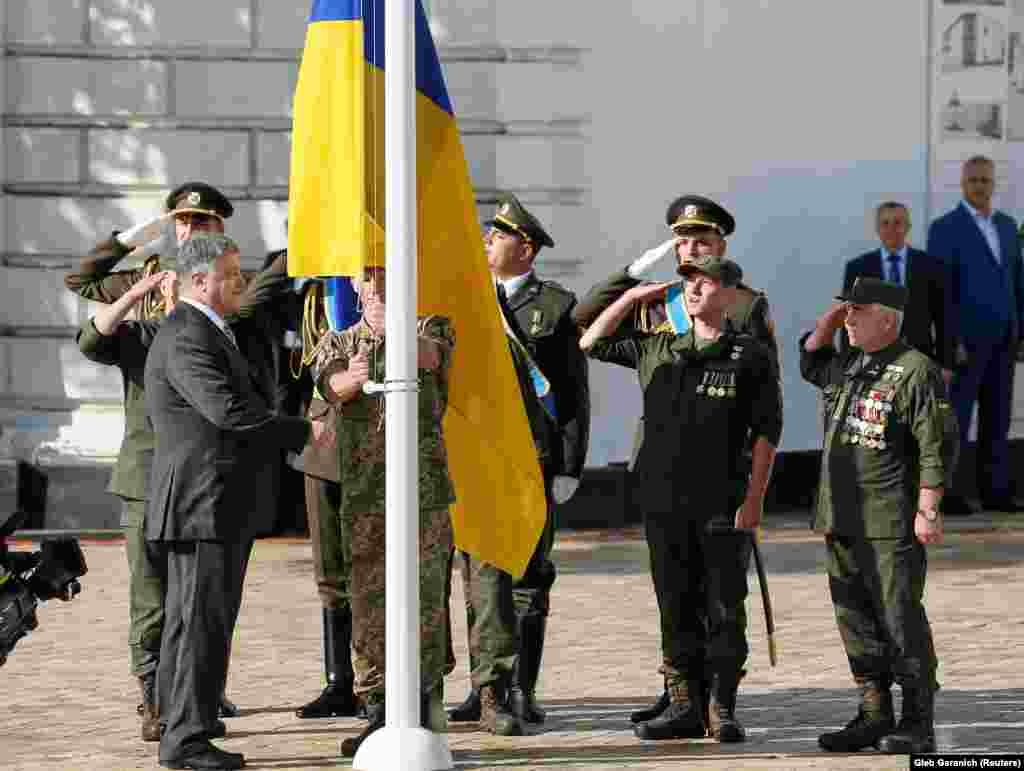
[962, 199, 1002, 265]
[181, 297, 238, 348]
[879, 245, 908, 286]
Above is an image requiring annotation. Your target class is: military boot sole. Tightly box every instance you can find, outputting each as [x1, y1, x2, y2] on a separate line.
[877, 733, 936, 754]
[818, 720, 894, 752]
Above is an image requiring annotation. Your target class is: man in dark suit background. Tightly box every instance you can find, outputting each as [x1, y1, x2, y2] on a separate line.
[145, 233, 327, 770]
[840, 201, 954, 381]
[927, 155, 1024, 514]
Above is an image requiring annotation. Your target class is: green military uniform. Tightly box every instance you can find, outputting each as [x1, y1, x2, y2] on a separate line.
[800, 277, 958, 754]
[77, 318, 164, 681]
[451, 194, 590, 730]
[584, 249, 782, 742]
[290, 280, 358, 719]
[311, 316, 456, 709]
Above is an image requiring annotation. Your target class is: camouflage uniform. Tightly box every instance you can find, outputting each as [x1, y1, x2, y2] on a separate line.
[312, 316, 456, 702]
[800, 336, 957, 692]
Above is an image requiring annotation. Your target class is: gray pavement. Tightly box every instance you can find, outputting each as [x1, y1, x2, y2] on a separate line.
[4, 511, 1024, 770]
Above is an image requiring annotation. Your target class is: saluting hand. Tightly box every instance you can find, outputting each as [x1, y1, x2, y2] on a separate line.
[417, 337, 441, 370]
[626, 281, 675, 305]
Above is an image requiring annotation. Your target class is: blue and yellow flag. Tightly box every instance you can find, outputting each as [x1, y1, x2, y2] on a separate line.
[287, 0, 547, 578]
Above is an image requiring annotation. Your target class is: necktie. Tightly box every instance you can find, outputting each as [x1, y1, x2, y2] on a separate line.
[886, 254, 902, 286]
[222, 324, 239, 349]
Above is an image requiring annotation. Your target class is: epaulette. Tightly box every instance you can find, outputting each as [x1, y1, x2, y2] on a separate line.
[539, 279, 575, 299]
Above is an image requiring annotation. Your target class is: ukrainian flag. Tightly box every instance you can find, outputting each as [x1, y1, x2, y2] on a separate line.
[288, 0, 547, 578]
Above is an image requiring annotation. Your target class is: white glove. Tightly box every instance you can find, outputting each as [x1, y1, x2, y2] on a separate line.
[115, 213, 171, 248]
[551, 475, 580, 505]
[626, 238, 679, 279]
[127, 232, 172, 261]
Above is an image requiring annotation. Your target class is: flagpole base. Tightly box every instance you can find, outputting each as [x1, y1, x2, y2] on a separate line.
[352, 726, 453, 771]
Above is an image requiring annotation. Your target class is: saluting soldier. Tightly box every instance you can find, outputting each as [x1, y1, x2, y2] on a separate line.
[572, 196, 779, 728]
[66, 183, 247, 727]
[65, 182, 232, 312]
[580, 246, 782, 744]
[573, 195, 778, 372]
[801, 278, 957, 755]
[448, 194, 590, 732]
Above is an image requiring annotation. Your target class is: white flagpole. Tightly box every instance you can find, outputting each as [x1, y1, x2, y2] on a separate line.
[353, 1, 452, 768]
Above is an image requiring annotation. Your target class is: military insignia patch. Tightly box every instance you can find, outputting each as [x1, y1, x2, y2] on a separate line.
[187, 191, 201, 206]
[500, 202, 511, 215]
[684, 204, 699, 218]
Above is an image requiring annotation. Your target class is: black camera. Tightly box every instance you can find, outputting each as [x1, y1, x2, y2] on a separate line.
[0, 509, 88, 667]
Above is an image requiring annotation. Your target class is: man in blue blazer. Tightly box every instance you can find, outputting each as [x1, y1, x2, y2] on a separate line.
[841, 201, 955, 379]
[927, 155, 1024, 513]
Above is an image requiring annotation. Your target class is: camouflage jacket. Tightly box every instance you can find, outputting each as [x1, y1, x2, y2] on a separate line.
[800, 336, 960, 539]
[311, 317, 456, 513]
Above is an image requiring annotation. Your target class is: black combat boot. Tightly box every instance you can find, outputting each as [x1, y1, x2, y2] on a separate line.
[296, 607, 360, 718]
[341, 699, 385, 757]
[479, 682, 524, 736]
[508, 610, 547, 724]
[139, 672, 160, 742]
[877, 682, 936, 754]
[448, 688, 481, 722]
[633, 679, 706, 740]
[819, 678, 895, 752]
[630, 685, 669, 724]
[708, 670, 746, 743]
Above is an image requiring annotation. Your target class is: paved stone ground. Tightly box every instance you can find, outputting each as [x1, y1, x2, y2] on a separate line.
[5, 512, 1024, 770]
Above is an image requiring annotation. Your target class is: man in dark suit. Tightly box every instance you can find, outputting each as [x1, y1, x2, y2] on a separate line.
[927, 155, 1024, 514]
[840, 201, 954, 381]
[145, 233, 326, 770]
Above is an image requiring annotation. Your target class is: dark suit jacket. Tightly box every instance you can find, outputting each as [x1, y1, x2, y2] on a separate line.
[840, 247, 955, 370]
[504, 273, 590, 479]
[144, 301, 310, 542]
[927, 203, 1024, 344]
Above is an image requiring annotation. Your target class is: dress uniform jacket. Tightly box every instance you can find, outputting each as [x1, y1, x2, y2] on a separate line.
[503, 273, 590, 479]
[800, 337, 959, 539]
[588, 328, 782, 517]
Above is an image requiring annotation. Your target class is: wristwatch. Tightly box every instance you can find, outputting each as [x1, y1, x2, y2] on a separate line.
[918, 508, 939, 522]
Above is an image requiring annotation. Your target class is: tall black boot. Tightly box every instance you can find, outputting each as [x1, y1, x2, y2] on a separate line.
[877, 682, 936, 754]
[819, 677, 895, 752]
[296, 607, 359, 718]
[708, 670, 746, 743]
[634, 678, 706, 740]
[508, 610, 547, 724]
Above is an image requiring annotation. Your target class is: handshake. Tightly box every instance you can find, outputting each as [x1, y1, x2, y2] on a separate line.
[115, 213, 175, 261]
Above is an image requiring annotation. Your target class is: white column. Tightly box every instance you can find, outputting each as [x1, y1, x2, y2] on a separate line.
[353, 1, 452, 768]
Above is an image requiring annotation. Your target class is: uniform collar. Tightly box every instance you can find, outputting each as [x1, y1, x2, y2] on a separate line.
[498, 270, 534, 299]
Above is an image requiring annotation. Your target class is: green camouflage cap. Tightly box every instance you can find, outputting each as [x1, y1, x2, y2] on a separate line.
[836, 277, 907, 311]
[676, 254, 743, 287]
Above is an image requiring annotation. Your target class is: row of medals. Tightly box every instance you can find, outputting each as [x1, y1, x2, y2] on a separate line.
[696, 383, 736, 398]
[839, 396, 892, 449]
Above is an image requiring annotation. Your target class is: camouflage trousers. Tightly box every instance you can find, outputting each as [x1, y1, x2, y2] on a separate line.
[123, 498, 164, 678]
[826, 534, 939, 689]
[349, 507, 454, 701]
[453, 551, 518, 690]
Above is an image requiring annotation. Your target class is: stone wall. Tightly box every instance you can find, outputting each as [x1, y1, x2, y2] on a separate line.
[0, 0, 588, 525]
